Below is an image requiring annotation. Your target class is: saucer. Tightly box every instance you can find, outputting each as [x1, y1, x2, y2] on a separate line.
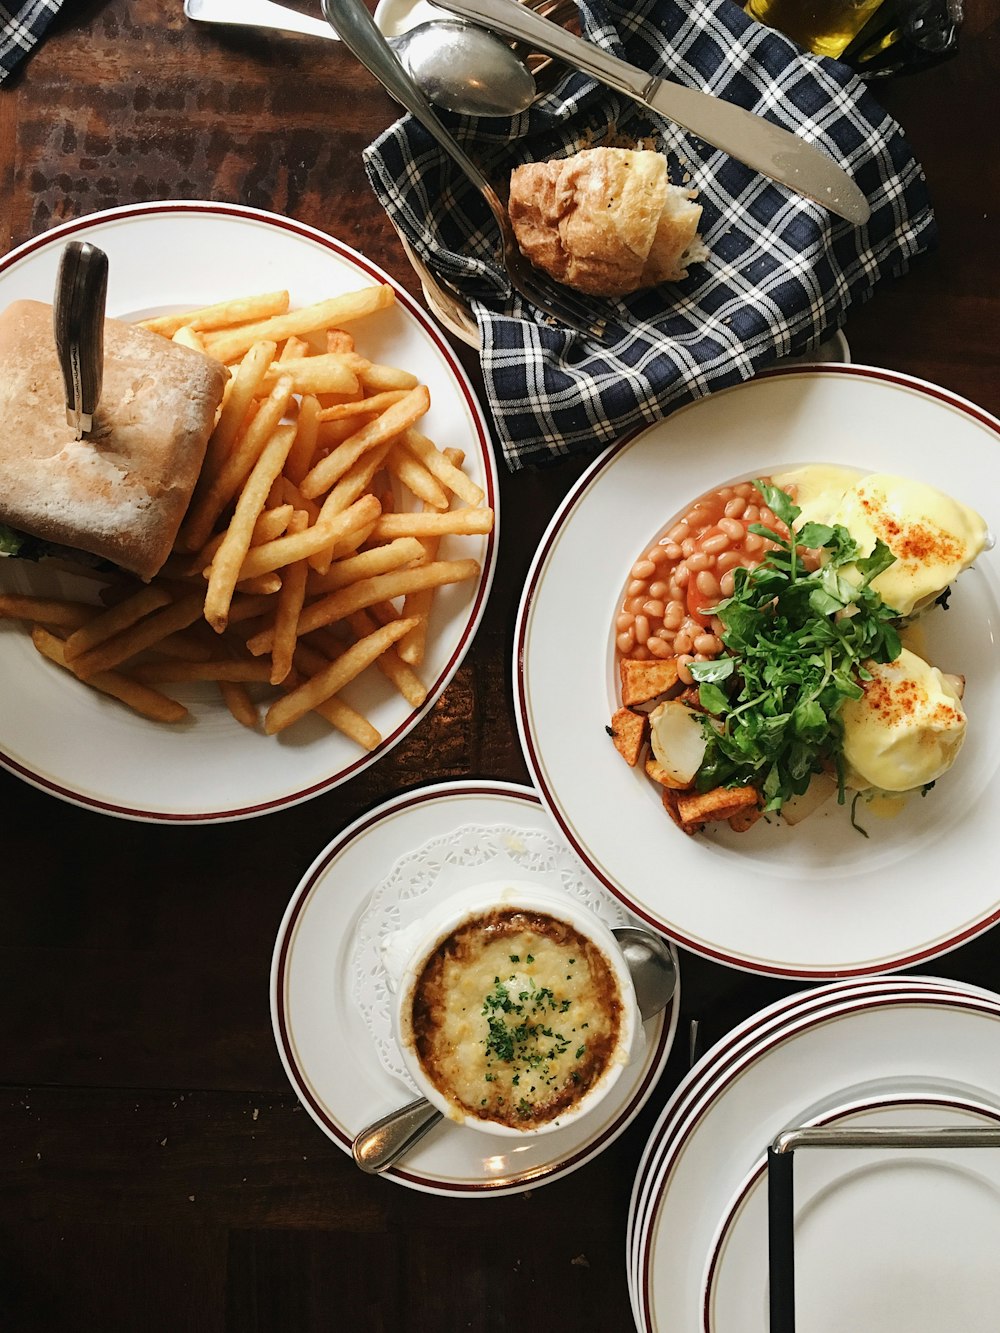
[270, 779, 680, 1196]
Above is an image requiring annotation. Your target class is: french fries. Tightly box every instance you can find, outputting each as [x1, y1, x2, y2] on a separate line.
[0, 593, 95, 630]
[263, 616, 419, 735]
[31, 626, 188, 724]
[4, 284, 492, 745]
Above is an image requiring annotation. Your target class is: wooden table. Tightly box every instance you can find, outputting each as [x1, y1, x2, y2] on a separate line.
[1, 3, 998, 1328]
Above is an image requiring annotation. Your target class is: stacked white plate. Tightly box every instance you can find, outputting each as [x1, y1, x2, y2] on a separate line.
[628, 974, 1000, 1332]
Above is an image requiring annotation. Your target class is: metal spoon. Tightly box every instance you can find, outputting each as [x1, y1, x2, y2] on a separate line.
[352, 925, 677, 1174]
[184, 0, 536, 118]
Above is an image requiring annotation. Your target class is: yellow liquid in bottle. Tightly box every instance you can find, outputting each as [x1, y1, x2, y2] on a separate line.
[745, 0, 885, 57]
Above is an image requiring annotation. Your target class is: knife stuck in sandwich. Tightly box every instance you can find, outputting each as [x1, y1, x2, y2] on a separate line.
[54, 240, 109, 442]
[0, 246, 229, 581]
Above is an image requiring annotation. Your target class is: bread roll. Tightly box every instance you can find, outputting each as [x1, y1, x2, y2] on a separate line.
[0, 299, 228, 580]
[509, 148, 706, 298]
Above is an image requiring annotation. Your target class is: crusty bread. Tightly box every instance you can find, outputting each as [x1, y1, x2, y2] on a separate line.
[0, 299, 228, 580]
[509, 148, 706, 298]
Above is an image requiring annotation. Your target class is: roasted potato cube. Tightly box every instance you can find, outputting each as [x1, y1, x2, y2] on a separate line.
[675, 785, 760, 829]
[728, 803, 764, 833]
[660, 786, 695, 834]
[609, 706, 647, 767]
[644, 753, 694, 791]
[620, 656, 682, 707]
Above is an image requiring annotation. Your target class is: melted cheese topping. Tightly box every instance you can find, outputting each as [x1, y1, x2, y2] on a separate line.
[406, 910, 623, 1130]
[840, 647, 967, 792]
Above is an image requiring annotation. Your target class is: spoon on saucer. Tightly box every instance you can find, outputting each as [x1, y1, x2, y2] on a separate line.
[351, 925, 678, 1174]
[184, 0, 537, 118]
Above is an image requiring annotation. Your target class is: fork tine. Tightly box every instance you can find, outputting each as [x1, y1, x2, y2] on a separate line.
[437, 260, 612, 341]
[501, 234, 617, 338]
[511, 268, 613, 340]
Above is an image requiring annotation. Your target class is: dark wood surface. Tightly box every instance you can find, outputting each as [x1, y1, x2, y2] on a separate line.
[1, 3, 999, 1329]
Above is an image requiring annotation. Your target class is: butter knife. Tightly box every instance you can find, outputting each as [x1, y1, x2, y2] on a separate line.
[436, 0, 871, 225]
[183, 0, 338, 41]
[53, 241, 109, 440]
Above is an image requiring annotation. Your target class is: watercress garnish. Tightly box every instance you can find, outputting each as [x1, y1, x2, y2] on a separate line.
[688, 482, 902, 812]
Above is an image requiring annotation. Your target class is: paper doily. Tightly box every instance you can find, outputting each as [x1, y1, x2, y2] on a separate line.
[351, 821, 632, 1091]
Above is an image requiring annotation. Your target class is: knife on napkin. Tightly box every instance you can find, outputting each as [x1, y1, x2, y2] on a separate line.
[435, 0, 871, 226]
[53, 241, 109, 440]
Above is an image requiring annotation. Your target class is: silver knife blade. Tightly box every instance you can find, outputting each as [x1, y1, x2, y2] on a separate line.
[53, 242, 109, 440]
[183, 0, 340, 42]
[436, 0, 870, 226]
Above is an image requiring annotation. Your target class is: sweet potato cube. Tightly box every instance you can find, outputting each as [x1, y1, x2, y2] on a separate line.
[661, 786, 695, 834]
[609, 707, 647, 767]
[675, 785, 760, 829]
[644, 754, 694, 791]
[620, 657, 682, 707]
[728, 803, 764, 833]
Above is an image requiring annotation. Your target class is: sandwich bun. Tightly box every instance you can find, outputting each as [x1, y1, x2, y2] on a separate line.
[509, 147, 706, 298]
[0, 299, 228, 581]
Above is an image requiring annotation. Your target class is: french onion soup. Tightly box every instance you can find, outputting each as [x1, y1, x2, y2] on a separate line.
[404, 907, 625, 1131]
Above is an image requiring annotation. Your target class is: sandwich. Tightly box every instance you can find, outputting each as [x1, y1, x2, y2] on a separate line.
[508, 147, 707, 298]
[0, 298, 229, 581]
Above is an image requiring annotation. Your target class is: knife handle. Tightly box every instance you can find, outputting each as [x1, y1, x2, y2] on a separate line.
[53, 241, 109, 438]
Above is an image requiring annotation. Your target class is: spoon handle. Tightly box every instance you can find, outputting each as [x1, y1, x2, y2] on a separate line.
[321, 0, 506, 229]
[352, 1097, 443, 1173]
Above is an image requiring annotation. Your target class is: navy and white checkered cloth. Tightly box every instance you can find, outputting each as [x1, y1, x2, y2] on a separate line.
[1, 0, 63, 82]
[365, 0, 936, 469]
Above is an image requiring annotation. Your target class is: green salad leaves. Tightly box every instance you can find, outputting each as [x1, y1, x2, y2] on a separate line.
[688, 482, 902, 812]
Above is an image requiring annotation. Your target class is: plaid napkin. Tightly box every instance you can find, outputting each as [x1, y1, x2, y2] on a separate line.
[364, 0, 936, 470]
[1, 0, 64, 82]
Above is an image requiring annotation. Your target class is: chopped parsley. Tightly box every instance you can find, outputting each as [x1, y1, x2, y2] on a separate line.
[688, 482, 902, 813]
[479, 965, 588, 1114]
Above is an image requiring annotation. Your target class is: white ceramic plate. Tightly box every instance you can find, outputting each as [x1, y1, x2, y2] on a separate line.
[628, 982, 1000, 1332]
[0, 202, 498, 822]
[515, 367, 1000, 977]
[706, 1094, 1000, 1333]
[624, 974, 995, 1322]
[270, 779, 680, 1197]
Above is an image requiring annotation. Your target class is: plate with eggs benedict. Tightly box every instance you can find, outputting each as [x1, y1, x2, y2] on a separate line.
[514, 366, 1000, 977]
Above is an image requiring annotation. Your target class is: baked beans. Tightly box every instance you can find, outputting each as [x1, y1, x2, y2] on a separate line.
[614, 480, 789, 682]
